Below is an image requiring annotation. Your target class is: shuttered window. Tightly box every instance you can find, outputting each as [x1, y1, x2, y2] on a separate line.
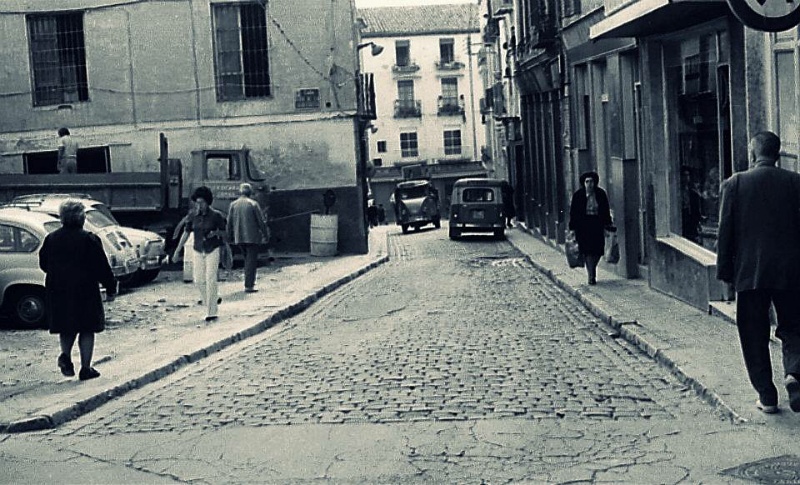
[27, 13, 89, 107]
[213, 3, 271, 101]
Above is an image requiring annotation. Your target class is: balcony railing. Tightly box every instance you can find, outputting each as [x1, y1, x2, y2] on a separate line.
[356, 73, 377, 120]
[493, 0, 513, 16]
[392, 62, 420, 74]
[394, 99, 422, 118]
[435, 60, 465, 71]
[437, 95, 465, 116]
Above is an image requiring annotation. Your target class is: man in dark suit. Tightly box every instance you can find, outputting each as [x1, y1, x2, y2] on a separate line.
[717, 131, 800, 414]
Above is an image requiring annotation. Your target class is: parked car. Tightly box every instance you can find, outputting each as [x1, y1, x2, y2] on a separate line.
[391, 179, 441, 234]
[448, 178, 507, 240]
[0, 208, 61, 327]
[9, 194, 165, 285]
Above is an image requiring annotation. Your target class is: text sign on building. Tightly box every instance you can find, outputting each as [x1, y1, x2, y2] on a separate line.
[727, 0, 800, 32]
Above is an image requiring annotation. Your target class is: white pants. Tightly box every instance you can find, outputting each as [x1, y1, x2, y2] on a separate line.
[193, 247, 220, 317]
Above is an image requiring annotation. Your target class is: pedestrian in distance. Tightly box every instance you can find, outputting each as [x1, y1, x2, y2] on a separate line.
[39, 200, 117, 381]
[367, 203, 378, 228]
[172, 186, 227, 322]
[717, 130, 800, 414]
[568, 171, 613, 286]
[227, 183, 270, 294]
[501, 180, 516, 228]
[377, 204, 386, 225]
[57, 127, 78, 174]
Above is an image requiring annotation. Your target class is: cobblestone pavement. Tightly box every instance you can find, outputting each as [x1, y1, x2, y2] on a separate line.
[59, 228, 715, 435]
[3, 226, 774, 483]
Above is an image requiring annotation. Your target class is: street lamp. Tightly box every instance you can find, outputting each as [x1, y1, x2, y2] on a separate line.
[357, 41, 384, 56]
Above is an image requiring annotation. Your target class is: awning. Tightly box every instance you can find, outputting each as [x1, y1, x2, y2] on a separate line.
[590, 0, 728, 40]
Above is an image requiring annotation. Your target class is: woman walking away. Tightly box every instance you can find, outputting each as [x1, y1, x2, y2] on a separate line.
[39, 200, 117, 381]
[568, 171, 613, 285]
[173, 186, 227, 321]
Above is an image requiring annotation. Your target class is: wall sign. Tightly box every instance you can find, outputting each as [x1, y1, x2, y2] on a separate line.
[727, 0, 800, 32]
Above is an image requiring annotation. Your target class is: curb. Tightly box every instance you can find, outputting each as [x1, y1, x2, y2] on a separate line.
[3, 254, 390, 434]
[508, 227, 747, 424]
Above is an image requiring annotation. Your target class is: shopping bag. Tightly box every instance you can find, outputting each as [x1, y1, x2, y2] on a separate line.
[565, 231, 584, 268]
[604, 228, 620, 264]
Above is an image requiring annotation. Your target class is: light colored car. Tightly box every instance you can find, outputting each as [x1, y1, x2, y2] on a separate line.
[0, 208, 61, 327]
[10, 194, 165, 285]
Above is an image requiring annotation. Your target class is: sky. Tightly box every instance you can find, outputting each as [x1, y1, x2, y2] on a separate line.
[354, 0, 477, 8]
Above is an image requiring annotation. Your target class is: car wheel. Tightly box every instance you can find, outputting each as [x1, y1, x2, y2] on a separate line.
[401, 224, 409, 234]
[117, 272, 139, 288]
[494, 228, 505, 240]
[137, 269, 160, 285]
[433, 218, 441, 229]
[9, 287, 46, 329]
[449, 228, 460, 240]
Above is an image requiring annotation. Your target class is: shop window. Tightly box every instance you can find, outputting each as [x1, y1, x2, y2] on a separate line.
[212, 3, 271, 101]
[775, 50, 799, 159]
[573, 64, 590, 150]
[27, 12, 89, 107]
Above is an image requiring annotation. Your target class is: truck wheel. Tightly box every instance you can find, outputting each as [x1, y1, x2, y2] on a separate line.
[8, 287, 46, 329]
[449, 228, 460, 240]
[433, 218, 441, 229]
[401, 224, 409, 234]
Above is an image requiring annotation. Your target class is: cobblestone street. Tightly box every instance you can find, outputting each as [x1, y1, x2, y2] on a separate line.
[2, 226, 794, 483]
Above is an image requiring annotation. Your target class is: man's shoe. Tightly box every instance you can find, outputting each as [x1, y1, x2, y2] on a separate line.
[245, 287, 258, 293]
[57, 353, 75, 377]
[756, 399, 779, 414]
[78, 367, 100, 381]
[786, 375, 800, 412]
[205, 315, 218, 322]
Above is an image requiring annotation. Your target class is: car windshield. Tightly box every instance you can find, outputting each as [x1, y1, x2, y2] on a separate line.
[397, 186, 429, 200]
[85, 209, 117, 229]
[91, 203, 120, 224]
[43, 221, 61, 233]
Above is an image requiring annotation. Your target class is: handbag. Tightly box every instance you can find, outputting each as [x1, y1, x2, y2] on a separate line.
[565, 231, 584, 268]
[604, 227, 620, 264]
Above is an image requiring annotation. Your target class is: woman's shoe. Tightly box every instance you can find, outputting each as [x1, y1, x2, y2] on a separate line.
[588, 277, 597, 285]
[58, 353, 75, 377]
[78, 367, 100, 381]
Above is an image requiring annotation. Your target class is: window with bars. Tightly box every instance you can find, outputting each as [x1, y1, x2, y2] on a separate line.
[212, 3, 271, 102]
[439, 38, 455, 63]
[27, 13, 89, 107]
[444, 130, 462, 155]
[400, 132, 419, 157]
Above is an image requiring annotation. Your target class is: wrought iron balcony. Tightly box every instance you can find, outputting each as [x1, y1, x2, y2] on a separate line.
[437, 96, 465, 116]
[392, 62, 420, 74]
[435, 60, 465, 71]
[394, 99, 422, 118]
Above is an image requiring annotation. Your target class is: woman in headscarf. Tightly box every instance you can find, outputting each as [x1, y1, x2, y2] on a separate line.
[568, 171, 613, 285]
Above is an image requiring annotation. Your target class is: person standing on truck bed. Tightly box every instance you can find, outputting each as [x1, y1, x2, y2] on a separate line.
[57, 127, 78, 174]
[227, 183, 269, 294]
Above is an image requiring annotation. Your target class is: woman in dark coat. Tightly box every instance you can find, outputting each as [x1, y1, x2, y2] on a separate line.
[568, 171, 613, 285]
[39, 200, 117, 381]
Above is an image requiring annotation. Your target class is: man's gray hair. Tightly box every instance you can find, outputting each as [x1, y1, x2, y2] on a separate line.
[59, 200, 85, 228]
[239, 183, 253, 196]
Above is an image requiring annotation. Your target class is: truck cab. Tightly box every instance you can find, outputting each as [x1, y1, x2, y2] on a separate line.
[189, 149, 270, 215]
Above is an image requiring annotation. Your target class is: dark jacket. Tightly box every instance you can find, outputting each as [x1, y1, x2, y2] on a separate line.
[39, 227, 116, 334]
[186, 207, 227, 253]
[568, 187, 612, 256]
[717, 163, 800, 291]
[227, 196, 269, 245]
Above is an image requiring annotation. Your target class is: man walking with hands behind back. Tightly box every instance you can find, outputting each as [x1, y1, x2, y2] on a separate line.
[717, 131, 800, 414]
[227, 183, 270, 293]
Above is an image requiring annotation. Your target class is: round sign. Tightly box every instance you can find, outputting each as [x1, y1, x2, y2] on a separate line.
[727, 0, 800, 32]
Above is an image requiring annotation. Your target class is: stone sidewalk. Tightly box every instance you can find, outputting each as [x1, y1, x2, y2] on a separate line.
[0, 227, 390, 433]
[506, 225, 792, 424]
